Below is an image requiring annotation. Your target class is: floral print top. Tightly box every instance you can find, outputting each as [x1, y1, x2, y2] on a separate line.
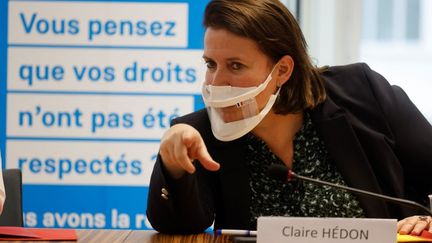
[247, 112, 365, 227]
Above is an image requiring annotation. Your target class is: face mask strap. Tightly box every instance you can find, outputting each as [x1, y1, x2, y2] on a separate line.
[203, 61, 280, 108]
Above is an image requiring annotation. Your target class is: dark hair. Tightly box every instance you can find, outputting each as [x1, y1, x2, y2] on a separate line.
[204, 0, 326, 114]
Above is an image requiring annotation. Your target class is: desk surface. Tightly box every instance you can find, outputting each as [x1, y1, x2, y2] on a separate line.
[1, 229, 234, 243]
[1, 229, 429, 243]
[79, 229, 232, 243]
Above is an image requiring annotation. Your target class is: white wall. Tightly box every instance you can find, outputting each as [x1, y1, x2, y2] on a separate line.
[297, 0, 432, 121]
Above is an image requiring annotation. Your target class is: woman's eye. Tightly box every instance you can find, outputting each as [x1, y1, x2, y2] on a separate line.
[231, 63, 243, 70]
[205, 61, 216, 70]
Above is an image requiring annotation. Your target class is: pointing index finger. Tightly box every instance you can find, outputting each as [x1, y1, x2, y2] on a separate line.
[181, 129, 220, 172]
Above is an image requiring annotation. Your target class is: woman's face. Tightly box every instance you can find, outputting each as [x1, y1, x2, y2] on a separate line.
[203, 27, 274, 87]
[203, 27, 278, 122]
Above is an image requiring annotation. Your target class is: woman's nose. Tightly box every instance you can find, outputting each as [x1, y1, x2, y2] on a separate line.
[206, 69, 229, 86]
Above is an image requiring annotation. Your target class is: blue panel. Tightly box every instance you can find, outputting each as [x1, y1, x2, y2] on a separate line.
[23, 185, 151, 229]
[188, 0, 208, 49]
[194, 94, 205, 111]
[2, 0, 208, 229]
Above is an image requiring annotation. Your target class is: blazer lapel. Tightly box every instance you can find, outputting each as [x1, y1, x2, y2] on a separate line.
[310, 98, 391, 217]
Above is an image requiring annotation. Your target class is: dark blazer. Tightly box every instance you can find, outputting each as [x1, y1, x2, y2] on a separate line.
[147, 63, 432, 234]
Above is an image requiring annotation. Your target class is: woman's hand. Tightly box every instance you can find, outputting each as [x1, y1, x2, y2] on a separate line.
[397, 215, 432, 235]
[159, 123, 220, 179]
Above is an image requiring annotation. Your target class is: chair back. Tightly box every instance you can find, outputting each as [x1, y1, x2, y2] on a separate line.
[0, 169, 23, 226]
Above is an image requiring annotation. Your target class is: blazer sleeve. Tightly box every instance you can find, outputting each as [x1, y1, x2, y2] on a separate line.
[146, 116, 217, 234]
[362, 63, 432, 203]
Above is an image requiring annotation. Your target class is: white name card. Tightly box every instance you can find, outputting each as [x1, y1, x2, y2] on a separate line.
[257, 217, 396, 243]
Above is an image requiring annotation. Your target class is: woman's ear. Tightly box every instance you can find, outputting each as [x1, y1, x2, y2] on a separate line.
[276, 55, 294, 86]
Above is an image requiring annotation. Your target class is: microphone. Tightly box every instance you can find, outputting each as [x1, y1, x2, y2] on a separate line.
[267, 164, 432, 216]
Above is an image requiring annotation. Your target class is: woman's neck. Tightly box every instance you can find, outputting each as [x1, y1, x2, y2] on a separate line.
[251, 111, 304, 167]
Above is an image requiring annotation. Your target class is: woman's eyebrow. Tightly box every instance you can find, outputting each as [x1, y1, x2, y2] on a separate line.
[202, 55, 245, 62]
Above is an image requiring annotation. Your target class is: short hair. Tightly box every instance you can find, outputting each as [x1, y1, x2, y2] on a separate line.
[204, 0, 326, 114]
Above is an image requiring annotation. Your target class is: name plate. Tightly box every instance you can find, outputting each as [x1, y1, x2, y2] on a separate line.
[257, 217, 396, 243]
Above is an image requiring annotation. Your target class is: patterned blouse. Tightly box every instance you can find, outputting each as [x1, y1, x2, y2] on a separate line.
[247, 112, 365, 227]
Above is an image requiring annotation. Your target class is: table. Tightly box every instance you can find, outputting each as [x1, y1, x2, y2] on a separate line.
[79, 230, 232, 243]
[1, 229, 234, 243]
[1, 230, 429, 242]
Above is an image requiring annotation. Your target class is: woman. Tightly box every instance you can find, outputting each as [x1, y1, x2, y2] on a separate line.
[147, 0, 432, 235]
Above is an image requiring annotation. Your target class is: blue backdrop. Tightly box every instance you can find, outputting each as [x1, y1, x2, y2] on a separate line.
[1, 0, 208, 229]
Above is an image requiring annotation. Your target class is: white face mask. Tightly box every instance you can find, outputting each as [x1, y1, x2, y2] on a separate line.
[202, 66, 280, 141]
